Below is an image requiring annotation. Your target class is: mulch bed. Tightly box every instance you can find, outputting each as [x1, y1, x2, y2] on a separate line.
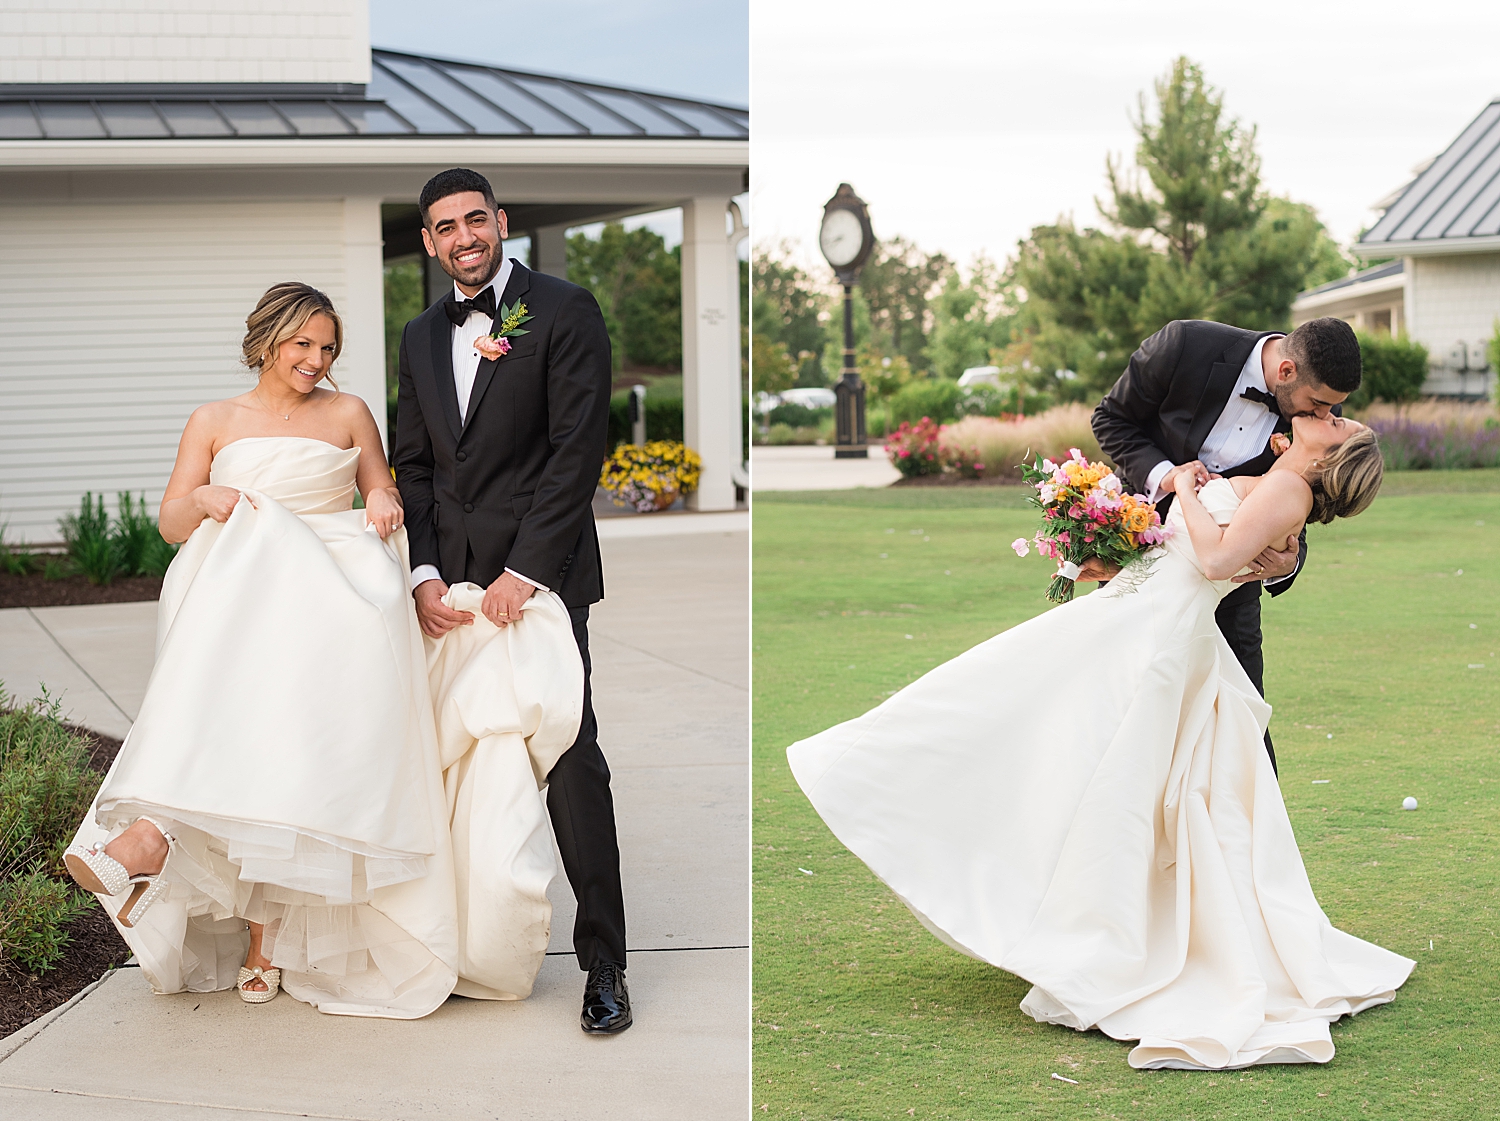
[892, 473, 1027, 487]
[0, 571, 161, 609]
[0, 724, 131, 1040]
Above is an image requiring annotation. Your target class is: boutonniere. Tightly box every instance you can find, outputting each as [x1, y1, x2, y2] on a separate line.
[473, 301, 533, 361]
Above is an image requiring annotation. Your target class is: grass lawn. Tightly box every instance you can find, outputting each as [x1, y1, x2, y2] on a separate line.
[753, 469, 1500, 1120]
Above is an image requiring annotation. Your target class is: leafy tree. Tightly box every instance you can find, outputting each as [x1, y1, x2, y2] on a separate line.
[859, 238, 952, 371]
[567, 223, 682, 371]
[1011, 57, 1353, 399]
[752, 244, 830, 386]
[858, 350, 913, 434]
[383, 258, 426, 433]
[925, 257, 1015, 380]
[752, 335, 797, 397]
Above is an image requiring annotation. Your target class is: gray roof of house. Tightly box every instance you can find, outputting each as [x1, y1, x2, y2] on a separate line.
[1361, 98, 1500, 247]
[1298, 259, 1404, 299]
[0, 49, 748, 141]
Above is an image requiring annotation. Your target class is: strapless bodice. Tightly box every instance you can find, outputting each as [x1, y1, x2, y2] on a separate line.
[210, 437, 359, 515]
[1163, 477, 1248, 588]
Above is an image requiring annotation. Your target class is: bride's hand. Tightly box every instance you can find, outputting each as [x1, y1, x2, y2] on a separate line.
[1076, 558, 1122, 582]
[193, 484, 243, 523]
[363, 487, 404, 539]
[1165, 460, 1211, 496]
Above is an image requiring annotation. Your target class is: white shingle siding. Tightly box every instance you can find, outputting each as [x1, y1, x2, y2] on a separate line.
[0, 1, 371, 85]
[0, 197, 386, 543]
[1409, 253, 1500, 394]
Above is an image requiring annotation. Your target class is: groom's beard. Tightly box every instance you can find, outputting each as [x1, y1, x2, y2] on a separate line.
[442, 238, 502, 290]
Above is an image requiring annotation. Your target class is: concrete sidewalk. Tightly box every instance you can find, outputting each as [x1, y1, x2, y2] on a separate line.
[751, 443, 901, 491]
[0, 524, 749, 1120]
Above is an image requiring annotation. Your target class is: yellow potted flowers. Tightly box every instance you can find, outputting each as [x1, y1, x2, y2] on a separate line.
[599, 440, 703, 512]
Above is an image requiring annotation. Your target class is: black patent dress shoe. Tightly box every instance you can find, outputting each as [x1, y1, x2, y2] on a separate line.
[581, 961, 632, 1034]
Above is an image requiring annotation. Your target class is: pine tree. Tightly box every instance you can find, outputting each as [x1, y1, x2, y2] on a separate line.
[1011, 57, 1351, 399]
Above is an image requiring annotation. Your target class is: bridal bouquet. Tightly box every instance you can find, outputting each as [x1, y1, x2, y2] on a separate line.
[1012, 449, 1171, 603]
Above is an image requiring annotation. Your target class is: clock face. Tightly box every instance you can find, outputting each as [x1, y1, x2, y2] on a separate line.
[820, 208, 864, 268]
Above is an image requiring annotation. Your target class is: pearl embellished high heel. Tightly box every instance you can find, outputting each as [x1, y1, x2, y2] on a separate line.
[63, 817, 177, 929]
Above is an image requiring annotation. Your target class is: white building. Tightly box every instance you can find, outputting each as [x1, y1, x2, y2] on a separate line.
[0, 1, 748, 543]
[1292, 96, 1499, 399]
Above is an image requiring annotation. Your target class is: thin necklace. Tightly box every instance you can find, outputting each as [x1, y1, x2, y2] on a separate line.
[255, 382, 308, 422]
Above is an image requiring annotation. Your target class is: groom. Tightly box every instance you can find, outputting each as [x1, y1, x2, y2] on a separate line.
[1090, 316, 1363, 774]
[393, 168, 631, 1033]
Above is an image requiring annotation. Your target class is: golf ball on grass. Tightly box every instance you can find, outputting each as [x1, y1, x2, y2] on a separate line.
[1402, 797, 1418, 811]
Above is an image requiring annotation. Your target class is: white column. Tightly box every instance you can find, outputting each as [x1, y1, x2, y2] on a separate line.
[681, 197, 738, 511]
[342, 197, 387, 448]
[727, 201, 749, 491]
[534, 224, 569, 279]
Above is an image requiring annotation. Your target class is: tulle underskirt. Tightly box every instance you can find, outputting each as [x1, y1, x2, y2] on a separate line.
[98, 802, 445, 1011]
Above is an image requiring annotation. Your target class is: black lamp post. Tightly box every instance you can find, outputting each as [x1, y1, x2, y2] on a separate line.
[819, 184, 875, 459]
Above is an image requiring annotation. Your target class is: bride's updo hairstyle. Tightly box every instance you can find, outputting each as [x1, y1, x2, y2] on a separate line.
[1308, 426, 1382, 524]
[241, 282, 344, 389]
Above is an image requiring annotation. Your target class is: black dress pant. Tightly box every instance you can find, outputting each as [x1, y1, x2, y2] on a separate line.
[1214, 586, 1278, 776]
[545, 605, 629, 970]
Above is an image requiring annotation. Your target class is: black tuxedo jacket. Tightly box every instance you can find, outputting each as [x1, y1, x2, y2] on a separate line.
[1091, 319, 1304, 602]
[393, 262, 611, 607]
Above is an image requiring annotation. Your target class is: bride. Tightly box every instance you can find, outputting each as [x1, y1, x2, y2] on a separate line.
[63, 282, 460, 1015]
[62, 282, 578, 1018]
[787, 413, 1415, 1070]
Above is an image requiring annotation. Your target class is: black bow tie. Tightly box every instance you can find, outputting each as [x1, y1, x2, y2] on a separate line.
[1240, 385, 1282, 418]
[444, 286, 496, 326]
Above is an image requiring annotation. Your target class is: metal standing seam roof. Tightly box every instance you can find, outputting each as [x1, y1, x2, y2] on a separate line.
[0, 48, 749, 142]
[1296, 259, 1404, 301]
[1361, 98, 1500, 247]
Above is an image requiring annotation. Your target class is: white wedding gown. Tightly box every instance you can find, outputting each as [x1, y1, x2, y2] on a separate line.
[787, 478, 1414, 1070]
[72, 436, 582, 1017]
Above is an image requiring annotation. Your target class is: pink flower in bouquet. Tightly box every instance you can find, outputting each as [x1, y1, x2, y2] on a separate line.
[1011, 538, 1030, 557]
[1057, 531, 1071, 545]
[1069, 447, 1083, 461]
[474, 335, 512, 360]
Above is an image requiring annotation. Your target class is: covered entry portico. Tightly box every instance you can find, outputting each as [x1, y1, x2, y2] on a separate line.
[0, 48, 748, 542]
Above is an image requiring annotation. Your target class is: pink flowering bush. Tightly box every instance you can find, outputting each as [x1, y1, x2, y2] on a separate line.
[886, 417, 942, 478]
[944, 444, 986, 479]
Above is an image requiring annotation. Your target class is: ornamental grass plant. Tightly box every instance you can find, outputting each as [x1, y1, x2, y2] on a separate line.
[55, 491, 177, 585]
[938, 404, 1104, 481]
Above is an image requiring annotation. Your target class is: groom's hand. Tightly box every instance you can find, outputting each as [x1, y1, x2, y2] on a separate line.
[1232, 535, 1299, 583]
[414, 579, 473, 637]
[482, 571, 536, 629]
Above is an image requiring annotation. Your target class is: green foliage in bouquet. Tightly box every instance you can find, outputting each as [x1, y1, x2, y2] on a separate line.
[1018, 452, 1170, 603]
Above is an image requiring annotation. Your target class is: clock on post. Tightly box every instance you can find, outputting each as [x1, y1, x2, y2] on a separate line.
[820, 184, 875, 458]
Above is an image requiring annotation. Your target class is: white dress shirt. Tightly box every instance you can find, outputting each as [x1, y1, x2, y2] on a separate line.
[1144, 334, 1284, 501]
[411, 256, 551, 595]
[1145, 333, 1295, 585]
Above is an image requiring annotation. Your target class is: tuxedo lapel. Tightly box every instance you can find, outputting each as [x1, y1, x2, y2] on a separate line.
[462, 262, 533, 433]
[426, 309, 461, 442]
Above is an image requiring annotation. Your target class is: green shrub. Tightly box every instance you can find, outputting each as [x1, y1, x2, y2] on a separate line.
[113, 492, 176, 577]
[1350, 334, 1430, 408]
[0, 688, 105, 878]
[607, 388, 684, 450]
[42, 556, 74, 581]
[0, 523, 35, 575]
[0, 865, 93, 974]
[59, 493, 121, 586]
[768, 402, 830, 428]
[889, 378, 966, 425]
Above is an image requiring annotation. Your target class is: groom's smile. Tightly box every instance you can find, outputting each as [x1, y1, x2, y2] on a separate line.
[421, 189, 508, 295]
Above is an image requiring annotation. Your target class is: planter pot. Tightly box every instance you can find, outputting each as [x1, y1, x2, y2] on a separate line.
[649, 489, 679, 512]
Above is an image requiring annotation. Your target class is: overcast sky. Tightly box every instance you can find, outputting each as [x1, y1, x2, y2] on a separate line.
[752, 0, 1500, 274]
[369, 0, 748, 106]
